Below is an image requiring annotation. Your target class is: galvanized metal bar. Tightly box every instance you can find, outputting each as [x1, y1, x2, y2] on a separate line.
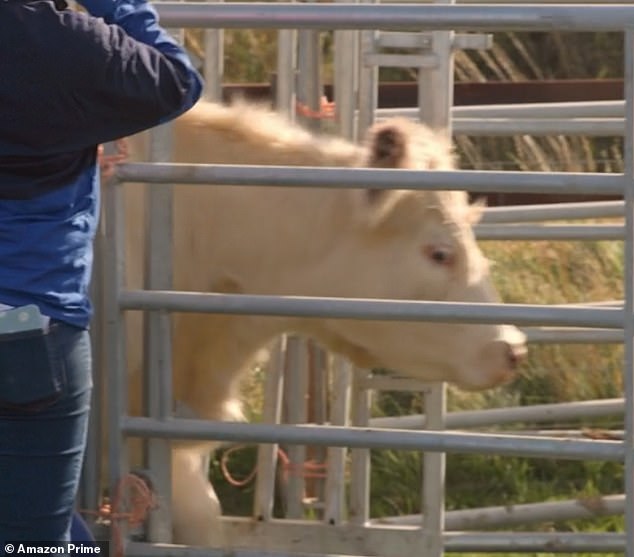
[508, 429, 624, 439]
[365, 52, 438, 68]
[153, 3, 634, 32]
[143, 124, 175, 544]
[418, 9, 453, 129]
[125, 524, 628, 556]
[374, 114, 626, 136]
[457, 100, 623, 119]
[368, 398, 624, 430]
[386, 102, 626, 119]
[451, 117, 625, 136]
[348, 371, 372, 525]
[524, 327, 623, 344]
[384, 0, 634, 4]
[382, 100, 624, 120]
[121, 417, 624, 461]
[202, 27, 224, 102]
[306, 341, 328, 511]
[296, 24, 322, 132]
[376, 493, 626, 529]
[80, 209, 105, 529]
[103, 180, 129, 557]
[417, 9, 453, 553]
[333, 26, 358, 139]
[115, 163, 626, 195]
[283, 336, 309, 519]
[622, 27, 634, 557]
[357, 26, 379, 138]
[276, 29, 296, 116]
[119, 289, 625, 329]
[481, 200, 625, 223]
[324, 357, 352, 525]
[253, 339, 286, 522]
[475, 223, 624, 241]
[443, 532, 626, 552]
[126, 544, 342, 557]
[422, 382, 446, 557]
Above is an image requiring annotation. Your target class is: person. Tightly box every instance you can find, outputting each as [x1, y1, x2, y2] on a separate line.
[0, 0, 203, 545]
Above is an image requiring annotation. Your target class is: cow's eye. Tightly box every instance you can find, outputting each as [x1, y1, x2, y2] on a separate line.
[422, 244, 455, 266]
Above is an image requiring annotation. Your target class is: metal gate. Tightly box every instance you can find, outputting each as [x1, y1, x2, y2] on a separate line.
[99, 3, 634, 557]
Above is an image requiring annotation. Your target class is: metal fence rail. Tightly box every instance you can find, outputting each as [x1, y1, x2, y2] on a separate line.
[152, 3, 634, 32]
[368, 397, 625, 429]
[122, 416, 624, 460]
[117, 162, 626, 195]
[379, 102, 629, 136]
[118, 288, 624, 328]
[480, 200, 625, 222]
[375, 495, 627, 529]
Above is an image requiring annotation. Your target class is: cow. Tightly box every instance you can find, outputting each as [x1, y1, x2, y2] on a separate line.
[118, 100, 527, 546]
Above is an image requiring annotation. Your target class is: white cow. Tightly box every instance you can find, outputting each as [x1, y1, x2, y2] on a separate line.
[120, 100, 526, 545]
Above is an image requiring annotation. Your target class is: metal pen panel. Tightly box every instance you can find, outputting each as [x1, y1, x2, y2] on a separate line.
[152, 3, 634, 32]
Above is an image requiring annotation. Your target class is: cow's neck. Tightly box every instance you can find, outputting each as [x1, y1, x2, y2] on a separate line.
[172, 313, 292, 422]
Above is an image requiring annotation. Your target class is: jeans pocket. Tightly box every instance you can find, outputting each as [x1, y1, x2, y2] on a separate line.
[0, 327, 66, 412]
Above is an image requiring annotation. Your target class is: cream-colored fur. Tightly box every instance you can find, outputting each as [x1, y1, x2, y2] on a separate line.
[120, 100, 525, 546]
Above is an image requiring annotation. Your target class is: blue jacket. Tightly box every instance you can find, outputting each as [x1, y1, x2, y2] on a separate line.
[0, 0, 203, 327]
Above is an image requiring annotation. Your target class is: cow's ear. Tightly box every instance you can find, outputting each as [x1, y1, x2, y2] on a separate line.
[362, 122, 410, 228]
[364, 189, 422, 233]
[367, 123, 408, 168]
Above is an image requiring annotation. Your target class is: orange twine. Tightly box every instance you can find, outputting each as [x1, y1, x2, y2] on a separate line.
[295, 96, 336, 120]
[81, 447, 328, 555]
[81, 473, 158, 557]
[97, 139, 129, 181]
[220, 444, 329, 488]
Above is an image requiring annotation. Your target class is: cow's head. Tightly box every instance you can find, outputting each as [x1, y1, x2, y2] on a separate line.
[304, 119, 527, 390]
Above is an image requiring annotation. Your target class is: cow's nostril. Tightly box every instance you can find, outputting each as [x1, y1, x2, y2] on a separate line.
[507, 343, 527, 370]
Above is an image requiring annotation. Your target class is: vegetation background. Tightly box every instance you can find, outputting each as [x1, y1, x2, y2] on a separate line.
[185, 25, 627, 557]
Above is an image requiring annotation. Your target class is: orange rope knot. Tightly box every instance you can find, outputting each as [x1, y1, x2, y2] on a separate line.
[80, 473, 158, 557]
[277, 450, 328, 480]
[220, 444, 330, 486]
[97, 138, 129, 180]
[295, 96, 336, 120]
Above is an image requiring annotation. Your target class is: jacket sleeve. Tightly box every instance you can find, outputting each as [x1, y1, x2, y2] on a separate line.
[50, 0, 204, 149]
[78, 0, 204, 120]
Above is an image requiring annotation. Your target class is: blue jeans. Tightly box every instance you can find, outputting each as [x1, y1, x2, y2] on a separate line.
[0, 321, 93, 544]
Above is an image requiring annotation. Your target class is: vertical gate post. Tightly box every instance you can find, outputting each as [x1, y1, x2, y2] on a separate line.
[202, 0, 224, 102]
[103, 178, 129, 557]
[417, 4, 454, 556]
[142, 124, 176, 543]
[622, 26, 634, 557]
[297, 19, 323, 132]
[333, 19, 359, 140]
[282, 336, 310, 518]
[324, 357, 353, 525]
[276, 26, 297, 117]
[349, 370, 372, 525]
[254, 339, 286, 521]
[357, 21, 379, 139]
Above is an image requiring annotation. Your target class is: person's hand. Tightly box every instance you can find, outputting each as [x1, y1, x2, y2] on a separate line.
[98, 139, 129, 181]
